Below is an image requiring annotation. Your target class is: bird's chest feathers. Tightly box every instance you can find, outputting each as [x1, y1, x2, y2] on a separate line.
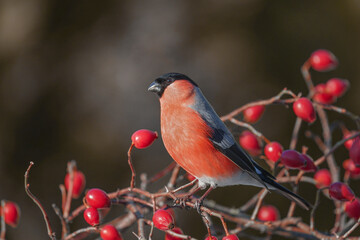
[161, 103, 210, 154]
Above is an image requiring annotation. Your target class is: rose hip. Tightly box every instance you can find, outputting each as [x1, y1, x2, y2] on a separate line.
[131, 129, 158, 149]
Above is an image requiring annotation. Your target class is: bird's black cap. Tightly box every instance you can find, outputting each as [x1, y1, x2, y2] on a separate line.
[148, 72, 198, 97]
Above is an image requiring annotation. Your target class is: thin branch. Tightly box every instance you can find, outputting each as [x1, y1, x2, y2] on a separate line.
[24, 162, 56, 240]
[221, 88, 297, 121]
[64, 161, 76, 218]
[52, 204, 69, 239]
[0, 200, 6, 240]
[128, 143, 136, 189]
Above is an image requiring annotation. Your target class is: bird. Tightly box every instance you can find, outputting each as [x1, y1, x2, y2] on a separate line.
[148, 72, 311, 210]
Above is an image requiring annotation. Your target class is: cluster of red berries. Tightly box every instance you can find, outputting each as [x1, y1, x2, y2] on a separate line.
[309, 49, 349, 105]
[0, 201, 21, 228]
[63, 164, 123, 240]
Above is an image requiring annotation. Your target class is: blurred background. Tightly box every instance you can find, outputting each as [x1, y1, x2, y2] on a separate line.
[0, 0, 359, 239]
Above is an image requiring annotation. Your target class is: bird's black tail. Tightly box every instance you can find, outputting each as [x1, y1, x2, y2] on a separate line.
[262, 176, 312, 210]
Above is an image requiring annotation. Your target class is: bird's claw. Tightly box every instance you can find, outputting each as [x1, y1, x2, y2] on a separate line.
[173, 197, 190, 209]
[194, 199, 203, 213]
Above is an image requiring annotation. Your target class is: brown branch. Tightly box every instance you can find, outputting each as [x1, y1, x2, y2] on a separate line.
[0, 200, 6, 240]
[24, 162, 56, 240]
[316, 106, 339, 182]
[64, 227, 98, 240]
[64, 161, 76, 218]
[128, 143, 136, 189]
[221, 88, 297, 121]
[52, 204, 69, 239]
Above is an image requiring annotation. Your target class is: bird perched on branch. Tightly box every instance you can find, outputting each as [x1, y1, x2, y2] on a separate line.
[148, 73, 311, 210]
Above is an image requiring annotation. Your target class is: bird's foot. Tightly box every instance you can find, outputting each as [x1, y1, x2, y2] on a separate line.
[194, 199, 203, 214]
[173, 196, 191, 209]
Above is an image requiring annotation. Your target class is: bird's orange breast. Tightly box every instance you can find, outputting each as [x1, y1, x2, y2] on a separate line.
[159, 81, 240, 179]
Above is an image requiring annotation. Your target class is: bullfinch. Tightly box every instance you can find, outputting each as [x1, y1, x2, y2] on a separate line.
[148, 73, 311, 210]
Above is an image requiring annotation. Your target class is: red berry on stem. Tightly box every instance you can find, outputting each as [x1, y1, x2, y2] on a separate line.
[293, 98, 316, 123]
[161, 206, 175, 220]
[350, 138, 360, 166]
[326, 78, 349, 97]
[314, 169, 332, 188]
[264, 141, 283, 162]
[165, 227, 184, 240]
[243, 105, 265, 123]
[313, 92, 336, 105]
[239, 131, 262, 156]
[85, 188, 111, 209]
[84, 207, 100, 226]
[222, 234, 239, 240]
[310, 49, 338, 72]
[65, 170, 86, 199]
[3, 201, 20, 227]
[205, 236, 218, 240]
[100, 225, 123, 240]
[329, 182, 355, 201]
[345, 198, 360, 220]
[343, 159, 360, 179]
[152, 209, 174, 230]
[315, 83, 327, 93]
[131, 129, 158, 149]
[280, 150, 306, 169]
[257, 205, 279, 221]
[300, 154, 318, 172]
[343, 130, 359, 150]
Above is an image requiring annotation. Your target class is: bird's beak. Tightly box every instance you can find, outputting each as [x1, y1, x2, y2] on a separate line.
[148, 81, 162, 93]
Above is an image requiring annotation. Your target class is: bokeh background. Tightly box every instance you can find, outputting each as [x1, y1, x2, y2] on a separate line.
[0, 0, 359, 239]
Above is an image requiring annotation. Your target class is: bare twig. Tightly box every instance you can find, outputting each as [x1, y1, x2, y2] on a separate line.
[0, 200, 6, 240]
[64, 161, 76, 218]
[52, 204, 69, 239]
[128, 143, 136, 189]
[221, 88, 297, 121]
[24, 162, 56, 240]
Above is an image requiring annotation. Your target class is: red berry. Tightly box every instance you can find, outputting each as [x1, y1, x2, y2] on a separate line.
[131, 129, 158, 149]
[186, 173, 196, 182]
[343, 159, 360, 179]
[280, 150, 306, 169]
[350, 138, 360, 166]
[239, 131, 262, 156]
[314, 169, 332, 188]
[257, 205, 279, 221]
[310, 49, 338, 72]
[345, 198, 360, 219]
[343, 131, 359, 150]
[264, 141, 283, 162]
[2, 201, 20, 227]
[152, 209, 174, 230]
[100, 225, 123, 240]
[292, 98, 316, 123]
[243, 105, 265, 123]
[165, 227, 184, 240]
[329, 182, 355, 201]
[313, 92, 336, 105]
[85, 188, 111, 209]
[205, 236, 218, 240]
[161, 206, 175, 221]
[315, 83, 327, 93]
[84, 207, 100, 226]
[300, 154, 318, 172]
[65, 170, 86, 199]
[326, 78, 349, 97]
[222, 235, 239, 240]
